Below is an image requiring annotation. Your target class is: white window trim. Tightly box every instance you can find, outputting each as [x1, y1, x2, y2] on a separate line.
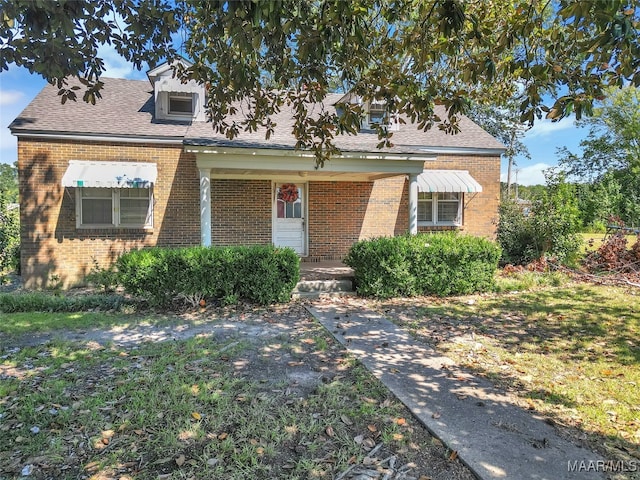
[417, 192, 463, 226]
[76, 187, 154, 229]
[364, 102, 399, 131]
[167, 92, 195, 118]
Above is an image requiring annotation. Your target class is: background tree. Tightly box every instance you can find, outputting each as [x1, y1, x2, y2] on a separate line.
[2, 1, 639, 165]
[558, 86, 640, 226]
[468, 97, 531, 198]
[0, 163, 18, 203]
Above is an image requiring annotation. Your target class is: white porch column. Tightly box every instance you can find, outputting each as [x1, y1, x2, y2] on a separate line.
[199, 168, 212, 246]
[408, 173, 418, 235]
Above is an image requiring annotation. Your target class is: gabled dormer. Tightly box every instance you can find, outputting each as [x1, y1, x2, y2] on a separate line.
[147, 58, 206, 122]
[335, 92, 399, 132]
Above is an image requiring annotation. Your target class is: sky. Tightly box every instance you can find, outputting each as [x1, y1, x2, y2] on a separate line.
[0, 53, 588, 186]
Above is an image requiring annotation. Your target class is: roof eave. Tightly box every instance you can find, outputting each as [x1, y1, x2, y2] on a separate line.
[418, 146, 506, 156]
[11, 130, 185, 145]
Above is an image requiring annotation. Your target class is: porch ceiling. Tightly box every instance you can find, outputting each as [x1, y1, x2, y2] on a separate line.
[188, 145, 430, 181]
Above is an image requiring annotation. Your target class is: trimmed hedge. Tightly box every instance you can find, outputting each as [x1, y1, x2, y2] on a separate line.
[116, 245, 300, 307]
[0, 292, 131, 313]
[344, 233, 501, 298]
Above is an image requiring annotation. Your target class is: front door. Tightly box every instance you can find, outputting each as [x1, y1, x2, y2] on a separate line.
[273, 183, 306, 255]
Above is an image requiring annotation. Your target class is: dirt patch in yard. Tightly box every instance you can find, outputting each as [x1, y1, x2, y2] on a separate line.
[0, 302, 475, 480]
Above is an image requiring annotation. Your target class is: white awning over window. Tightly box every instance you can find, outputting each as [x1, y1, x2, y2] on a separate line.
[416, 170, 483, 193]
[61, 161, 157, 188]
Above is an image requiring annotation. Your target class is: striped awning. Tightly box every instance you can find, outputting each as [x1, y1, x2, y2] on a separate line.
[61, 161, 157, 188]
[416, 170, 483, 193]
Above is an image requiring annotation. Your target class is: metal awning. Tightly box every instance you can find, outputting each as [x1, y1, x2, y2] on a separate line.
[61, 160, 157, 188]
[416, 170, 483, 193]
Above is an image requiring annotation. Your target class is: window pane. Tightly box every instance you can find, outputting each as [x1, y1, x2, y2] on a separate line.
[438, 201, 459, 223]
[440, 192, 460, 201]
[120, 198, 149, 225]
[169, 94, 193, 114]
[82, 188, 111, 199]
[276, 187, 302, 219]
[417, 200, 432, 222]
[82, 199, 112, 225]
[120, 188, 150, 225]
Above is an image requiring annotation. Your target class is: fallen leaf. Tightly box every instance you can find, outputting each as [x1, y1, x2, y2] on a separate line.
[367, 424, 377, 432]
[340, 415, 353, 426]
[362, 437, 376, 449]
[395, 418, 406, 426]
[432, 412, 442, 419]
[175, 454, 185, 467]
[392, 433, 404, 440]
[325, 426, 335, 437]
[449, 450, 458, 461]
[354, 434, 364, 444]
[218, 432, 228, 440]
[389, 368, 400, 373]
[206, 458, 219, 467]
[191, 412, 202, 421]
[256, 447, 264, 455]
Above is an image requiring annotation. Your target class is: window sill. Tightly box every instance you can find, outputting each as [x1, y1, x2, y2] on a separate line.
[77, 225, 154, 232]
[418, 222, 461, 227]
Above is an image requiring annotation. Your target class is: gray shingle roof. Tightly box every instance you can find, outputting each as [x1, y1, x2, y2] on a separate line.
[11, 78, 505, 153]
[10, 78, 189, 140]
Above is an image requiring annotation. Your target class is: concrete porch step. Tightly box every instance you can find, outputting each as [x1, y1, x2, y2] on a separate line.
[292, 278, 354, 299]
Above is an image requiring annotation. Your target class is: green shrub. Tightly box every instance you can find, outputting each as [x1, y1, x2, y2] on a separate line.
[0, 292, 131, 313]
[0, 194, 20, 275]
[497, 174, 582, 266]
[496, 201, 538, 265]
[344, 233, 501, 298]
[116, 245, 300, 307]
[85, 259, 119, 293]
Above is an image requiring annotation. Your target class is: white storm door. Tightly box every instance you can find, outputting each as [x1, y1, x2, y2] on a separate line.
[273, 183, 306, 255]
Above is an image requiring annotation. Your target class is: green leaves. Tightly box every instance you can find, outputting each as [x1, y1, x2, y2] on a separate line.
[3, 0, 639, 167]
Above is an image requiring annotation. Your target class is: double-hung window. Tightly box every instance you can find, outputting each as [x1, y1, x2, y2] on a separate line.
[78, 188, 153, 228]
[417, 192, 462, 225]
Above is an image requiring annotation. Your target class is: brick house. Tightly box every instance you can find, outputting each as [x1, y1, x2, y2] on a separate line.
[10, 61, 505, 288]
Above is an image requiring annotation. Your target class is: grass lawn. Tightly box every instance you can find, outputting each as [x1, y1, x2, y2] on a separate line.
[376, 282, 640, 464]
[0, 307, 472, 480]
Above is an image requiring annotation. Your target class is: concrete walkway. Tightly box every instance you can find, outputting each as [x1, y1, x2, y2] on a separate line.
[306, 303, 606, 480]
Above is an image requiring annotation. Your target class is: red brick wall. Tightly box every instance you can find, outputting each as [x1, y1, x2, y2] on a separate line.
[17, 138, 500, 286]
[307, 177, 407, 259]
[211, 179, 272, 245]
[17, 138, 199, 288]
[418, 155, 500, 238]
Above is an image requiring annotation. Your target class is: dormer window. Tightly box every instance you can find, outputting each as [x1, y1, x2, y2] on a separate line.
[147, 59, 206, 121]
[168, 92, 194, 115]
[368, 103, 386, 127]
[366, 102, 399, 131]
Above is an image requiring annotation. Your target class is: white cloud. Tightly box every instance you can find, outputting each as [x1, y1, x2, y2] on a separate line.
[97, 43, 148, 79]
[525, 117, 576, 139]
[501, 162, 553, 186]
[0, 90, 25, 106]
